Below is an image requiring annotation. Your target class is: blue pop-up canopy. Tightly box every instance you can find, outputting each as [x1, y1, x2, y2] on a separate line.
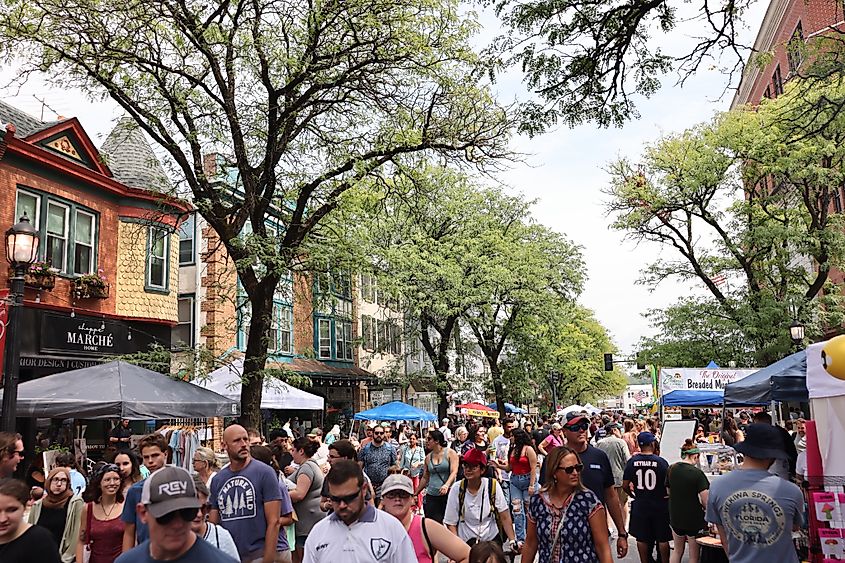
[487, 402, 527, 414]
[353, 401, 437, 421]
[723, 350, 808, 406]
[661, 389, 724, 407]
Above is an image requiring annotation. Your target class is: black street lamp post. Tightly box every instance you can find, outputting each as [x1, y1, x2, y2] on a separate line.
[1, 215, 39, 432]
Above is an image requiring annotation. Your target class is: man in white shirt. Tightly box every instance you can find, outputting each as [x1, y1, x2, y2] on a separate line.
[440, 418, 453, 443]
[303, 460, 416, 562]
[492, 418, 515, 502]
[307, 428, 330, 470]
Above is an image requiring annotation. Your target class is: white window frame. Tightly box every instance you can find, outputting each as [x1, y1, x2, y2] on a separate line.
[318, 318, 332, 359]
[46, 200, 70, 272]
[178, 213, 195, 265]
[73, 209, 96, 275]
[14, 190, 40, 227]
[277, 305, 293, 355]
[173, 295, 194, 348]
[147, 227, 169, 290]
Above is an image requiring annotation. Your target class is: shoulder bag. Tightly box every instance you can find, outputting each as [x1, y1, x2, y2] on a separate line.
[82, 501, 93, 563]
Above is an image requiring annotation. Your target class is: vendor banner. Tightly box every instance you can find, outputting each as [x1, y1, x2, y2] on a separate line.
[660, 367, 757, 393]
[807, 338, 845, 398]
[463, 408, 499, 418]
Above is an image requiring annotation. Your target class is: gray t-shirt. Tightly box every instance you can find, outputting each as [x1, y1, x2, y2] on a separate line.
[596, 435, 629, 487]
[115, 536, 238, 563]
[209, 458, 284, 558]
[706, 468, 803, 563]
[292, 459, 325, 536]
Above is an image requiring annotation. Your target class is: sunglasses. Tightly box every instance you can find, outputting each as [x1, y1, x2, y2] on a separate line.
[462, 463, 483, 471]
[13, 450, 24, 458]
[564, 422, 589, 432]
[383, 491, 412, 500]
[155, 507, 199, 525]
[556, 463, 584, 474]
[328, 488, 361, 505]
[373, 431, 385, 435]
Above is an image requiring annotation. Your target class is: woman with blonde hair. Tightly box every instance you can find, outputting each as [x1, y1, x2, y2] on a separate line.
[192, 446, 219, 488]
[522, 447, 613, 563]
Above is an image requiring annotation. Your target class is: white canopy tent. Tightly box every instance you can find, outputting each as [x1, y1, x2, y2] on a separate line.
[196, 359, 324, 411]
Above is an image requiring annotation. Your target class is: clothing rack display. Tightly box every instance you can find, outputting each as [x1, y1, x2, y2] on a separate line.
[157, 421, 204, 472]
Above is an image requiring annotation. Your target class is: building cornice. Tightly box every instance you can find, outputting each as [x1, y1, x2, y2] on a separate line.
[732, 0, 791, 108]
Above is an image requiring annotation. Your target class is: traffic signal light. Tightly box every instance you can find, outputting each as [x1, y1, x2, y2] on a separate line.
[603, 353, 613, 371]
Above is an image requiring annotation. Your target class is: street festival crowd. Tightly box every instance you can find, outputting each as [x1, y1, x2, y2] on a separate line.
[0, 409, 812, 563]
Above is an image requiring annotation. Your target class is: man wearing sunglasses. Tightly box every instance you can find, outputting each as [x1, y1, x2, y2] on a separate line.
[117, 466, 237, 562]
[546, 412, 629, 558]
[0, 431, 24, 479]
[302, 460, 415, 562]
[357, 425, 396, 506]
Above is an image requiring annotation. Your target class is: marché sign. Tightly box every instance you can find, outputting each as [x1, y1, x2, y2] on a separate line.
[41, 313, 124, 356]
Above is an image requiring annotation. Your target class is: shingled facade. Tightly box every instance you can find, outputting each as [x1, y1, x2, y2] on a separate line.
[0, 101, 189, 382]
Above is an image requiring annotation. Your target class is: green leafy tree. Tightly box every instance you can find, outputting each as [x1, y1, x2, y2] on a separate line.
[462, 222, 586, 418]
[636, 297, 756, 368]
[501, 304, 625, 411]
[344, 168, 529, 418]
[483, 0, 756, 132]
[607, 84, 845, 365]
[0, 0, 511, 426]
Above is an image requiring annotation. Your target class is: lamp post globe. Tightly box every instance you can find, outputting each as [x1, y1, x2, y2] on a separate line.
[789, 320, 805, 346]
[1, 214, 40, 432]
[5, 214, 40, 266]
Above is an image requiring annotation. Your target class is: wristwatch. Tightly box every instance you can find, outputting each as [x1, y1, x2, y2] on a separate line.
[618, 532, 629, 539]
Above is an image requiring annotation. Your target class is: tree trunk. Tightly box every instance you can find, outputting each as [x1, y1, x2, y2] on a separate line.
[239, 286, 274, 429]
[489, 359, 506, 420]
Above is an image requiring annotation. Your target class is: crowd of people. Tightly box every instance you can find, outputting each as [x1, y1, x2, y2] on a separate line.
[0, 407, 810, 563]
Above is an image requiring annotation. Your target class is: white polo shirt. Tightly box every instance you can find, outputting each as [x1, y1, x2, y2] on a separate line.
[302, 505, 416, 563]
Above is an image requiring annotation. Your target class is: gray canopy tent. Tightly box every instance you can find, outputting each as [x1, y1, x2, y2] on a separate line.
[722, 350, 809, 406]
[0, 360, 240, 419]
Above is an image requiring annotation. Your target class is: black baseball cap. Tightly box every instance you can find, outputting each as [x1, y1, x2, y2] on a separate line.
[734, 423, 788, 460]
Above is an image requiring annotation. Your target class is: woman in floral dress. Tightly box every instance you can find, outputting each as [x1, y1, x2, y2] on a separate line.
[521, 447, 612, 563]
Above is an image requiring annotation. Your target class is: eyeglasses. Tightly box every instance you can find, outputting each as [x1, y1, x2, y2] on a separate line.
[564, 422, 589, 432]
[52, 478, 70, 484]
[328, 453, 343, 460]
[462, 463, 482, 471]
[556, 464, 584, 474]
[155, 507, 200, 525]
[328, 488, 362, 505]
[373, 431, 385, 436]
[383, 491, 412, 500]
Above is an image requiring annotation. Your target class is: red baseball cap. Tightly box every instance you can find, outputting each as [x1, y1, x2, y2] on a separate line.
[462, 447, 488, 466]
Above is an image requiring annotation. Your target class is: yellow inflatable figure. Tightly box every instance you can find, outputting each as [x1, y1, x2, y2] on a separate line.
[821, 335, 845, 381]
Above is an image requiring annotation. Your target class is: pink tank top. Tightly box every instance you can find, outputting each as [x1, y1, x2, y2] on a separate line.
[408, 514, 433, 563]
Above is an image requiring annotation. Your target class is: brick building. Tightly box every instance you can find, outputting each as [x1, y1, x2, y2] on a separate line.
[180, 157, 374, 420]
[0, 103, 189, 385]
[732, 0, 844, 108]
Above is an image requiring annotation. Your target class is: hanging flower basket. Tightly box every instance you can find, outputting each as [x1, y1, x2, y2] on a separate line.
[73, 270, 109, 299]
[8, 262, 56, 291]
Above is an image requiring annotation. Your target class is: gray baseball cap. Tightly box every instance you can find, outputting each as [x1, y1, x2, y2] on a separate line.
[381, 474, 414, 496]
[140, 466, 200, 518]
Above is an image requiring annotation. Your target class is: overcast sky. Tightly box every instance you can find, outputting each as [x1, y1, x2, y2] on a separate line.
[0, 1, 768, 357]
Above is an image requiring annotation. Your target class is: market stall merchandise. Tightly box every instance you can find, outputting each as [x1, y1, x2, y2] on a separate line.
[0, 360, 239, 419]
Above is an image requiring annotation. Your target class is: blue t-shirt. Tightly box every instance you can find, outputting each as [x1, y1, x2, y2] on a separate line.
[115, 535, 238, 563]
[622, 453, 669, 511]
[121, 479, 148, 545]
[706, 468, 804, 563]
[209, 458, 286, 558]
